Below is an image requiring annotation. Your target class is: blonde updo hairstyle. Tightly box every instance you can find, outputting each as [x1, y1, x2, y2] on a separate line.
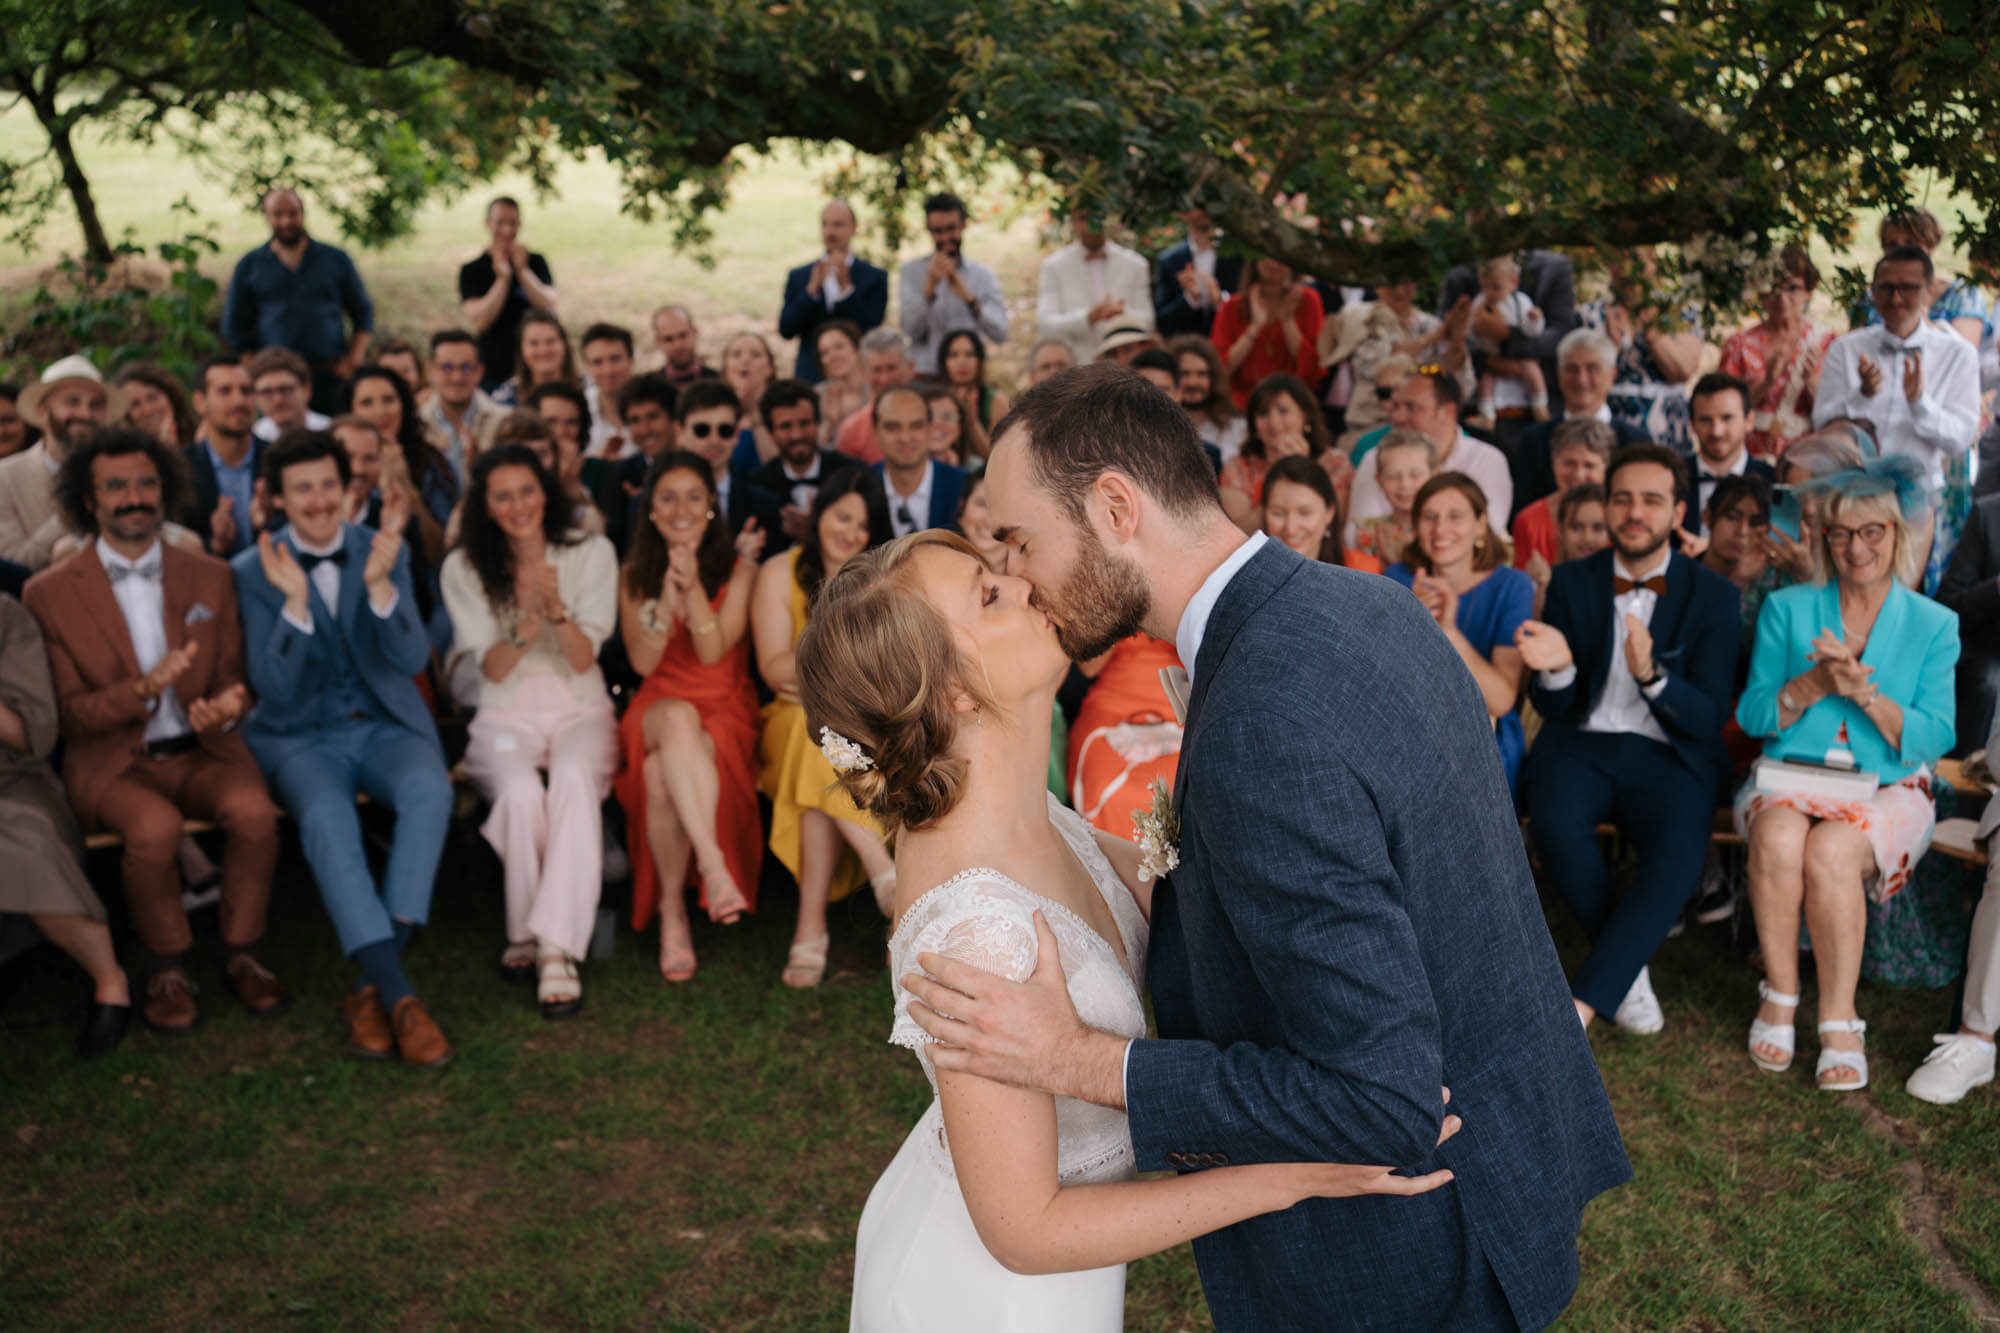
[796, 530, 996, 834]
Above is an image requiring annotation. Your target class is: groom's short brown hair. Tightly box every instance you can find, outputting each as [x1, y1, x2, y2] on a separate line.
[991, 362, 1222, 524]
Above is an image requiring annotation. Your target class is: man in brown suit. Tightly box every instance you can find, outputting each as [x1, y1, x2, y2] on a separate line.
[24, 427, 286, 1033]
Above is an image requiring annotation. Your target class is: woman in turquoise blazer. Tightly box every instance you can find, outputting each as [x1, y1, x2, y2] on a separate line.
[1734, 459, 1958, 1092]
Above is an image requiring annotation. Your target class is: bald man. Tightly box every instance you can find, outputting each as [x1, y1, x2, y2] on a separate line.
[778, 199, 889, 382]
[221, 188, 375, 416]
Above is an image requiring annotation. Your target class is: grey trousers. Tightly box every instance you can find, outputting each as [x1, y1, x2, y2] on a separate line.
[1968, 852, 2000, 1034]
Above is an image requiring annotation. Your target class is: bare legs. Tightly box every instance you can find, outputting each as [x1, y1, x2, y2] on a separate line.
[643, 700, 746, 923]
[1746, 807, 1873, 1085]
[30, 913, 130, 1006]
[784, 811, 893, 988]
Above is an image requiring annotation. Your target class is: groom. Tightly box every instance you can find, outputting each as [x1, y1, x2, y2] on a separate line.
[905, 363, 1630, 1329]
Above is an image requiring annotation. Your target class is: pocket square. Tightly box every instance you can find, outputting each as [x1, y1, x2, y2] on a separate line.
[184, 602, 215, 626]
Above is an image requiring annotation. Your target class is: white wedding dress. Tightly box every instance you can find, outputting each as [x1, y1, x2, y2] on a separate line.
[850, 796, 1149, 1333]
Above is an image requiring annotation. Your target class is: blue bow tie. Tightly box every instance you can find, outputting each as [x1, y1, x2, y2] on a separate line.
[106, 557, 161, 584]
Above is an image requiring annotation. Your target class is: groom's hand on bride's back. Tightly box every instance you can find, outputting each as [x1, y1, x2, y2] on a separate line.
[906, 911, 1131, 1109]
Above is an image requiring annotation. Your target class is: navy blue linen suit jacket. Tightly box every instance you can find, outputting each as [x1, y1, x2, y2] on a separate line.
[778, 257, 889, 383]
[869, 461, 965, 533]
[1125, 541, 1630, 1331]
[1153, 240, 1245, 338]
[1526, 548, 1740, 797]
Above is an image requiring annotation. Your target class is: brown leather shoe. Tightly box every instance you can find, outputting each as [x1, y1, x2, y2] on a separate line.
[390, 996, 454, 1069]
[342, 986, 394, 1060]
[143, 968, 199, 1034]
[223, 955, 289, 1017]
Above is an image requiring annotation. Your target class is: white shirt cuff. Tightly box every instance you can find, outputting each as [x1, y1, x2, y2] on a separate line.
[1540, 666, 1578, 690]
[1641, 673, 1668, 700]
[282, 607, 314, 635]
[369, 590, 399, 618]
[1121, 1038, 1133, 1110]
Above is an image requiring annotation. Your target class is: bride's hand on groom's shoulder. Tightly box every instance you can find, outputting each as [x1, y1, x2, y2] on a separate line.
[905, 911, 1129, 1109]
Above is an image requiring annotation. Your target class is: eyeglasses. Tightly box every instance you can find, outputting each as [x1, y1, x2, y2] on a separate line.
[1373, 385, 1395, 400]
[1824, 522, 1890, 547]
[1871, 282, 1925, 299]
[255, 382, 302, 398]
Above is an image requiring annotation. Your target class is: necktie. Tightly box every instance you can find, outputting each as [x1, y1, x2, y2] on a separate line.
[107, 558, 161, 584]
[297, 549, 348, 572]
[1612, 575, 1666, 596]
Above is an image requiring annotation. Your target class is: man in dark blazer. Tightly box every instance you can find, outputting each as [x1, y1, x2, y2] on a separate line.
[1683, 372, 1776, 540]
[869, 387, 964, 537]
[1938, 490, 2000, 754]
[908, 364, 1629, 1331]
[777, 200, 888, 383]
[746, 379, 860, 556]
[1509, 327, 1647, 521]
[1519, 443, 1740, 1034]
[1152, 208, 1244, 338]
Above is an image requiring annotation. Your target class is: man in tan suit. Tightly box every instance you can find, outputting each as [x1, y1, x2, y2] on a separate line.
[24, 426, 286, 1033]
[0, 355, 124, 569]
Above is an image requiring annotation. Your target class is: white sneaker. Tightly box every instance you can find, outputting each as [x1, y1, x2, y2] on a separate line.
[1613, 967, 1665, 1035]
[1904, 1032, 1997, 1105]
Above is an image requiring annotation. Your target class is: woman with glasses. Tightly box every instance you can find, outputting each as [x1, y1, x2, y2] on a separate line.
[1717, 246, 1839, 459]
[1736, 459, 1957, 1091]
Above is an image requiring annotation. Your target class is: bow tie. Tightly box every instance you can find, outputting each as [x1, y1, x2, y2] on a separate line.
[1613, 575, 1666, 596]
[296, 548, 348, 572]
[1883, 332, 1923, 355]
[106, 558, 161, 584]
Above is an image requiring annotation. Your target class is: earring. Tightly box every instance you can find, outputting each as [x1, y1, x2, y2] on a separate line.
[706, 509, 716, 520]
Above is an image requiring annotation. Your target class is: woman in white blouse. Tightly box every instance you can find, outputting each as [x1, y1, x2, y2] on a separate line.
[442, 444, 620, 1019]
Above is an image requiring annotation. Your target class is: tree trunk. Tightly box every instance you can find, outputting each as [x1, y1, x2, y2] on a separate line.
[37, 106, 113, 265]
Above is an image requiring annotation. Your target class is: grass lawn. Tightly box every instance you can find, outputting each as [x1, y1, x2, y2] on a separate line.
[3, 820, 1998, 1331]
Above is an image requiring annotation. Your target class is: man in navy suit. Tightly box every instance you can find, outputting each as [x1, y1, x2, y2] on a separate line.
[1518, 443, 1740, 1034]
[670, 379, 782, 540]
[1509, 327, 1647, 521]
[1683, 372, 1776, 541]
[1152, 206, 1243, 338]
[870, 386, 964, 537]
[778, 200, 888, 383]
[747, 379, 859, 556]
[232, 430, 456, 1069]
[909, 364, 1629, 1330]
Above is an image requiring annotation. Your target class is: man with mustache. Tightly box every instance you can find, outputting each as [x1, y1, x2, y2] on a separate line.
[24, 428, 285, 1034]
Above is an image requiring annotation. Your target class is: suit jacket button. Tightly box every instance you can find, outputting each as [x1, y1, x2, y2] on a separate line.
[1212, 1153, 1229, 1166]
[1167, 1152, 1185, 1167]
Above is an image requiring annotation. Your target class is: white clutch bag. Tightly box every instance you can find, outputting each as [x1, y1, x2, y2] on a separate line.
[1753, 755, 1879, 803]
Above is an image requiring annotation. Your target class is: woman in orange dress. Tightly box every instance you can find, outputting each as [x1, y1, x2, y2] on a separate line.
[616, 451, 768, 982]
[752, 468, 898, 987]
[1067, 634, 1186, 840]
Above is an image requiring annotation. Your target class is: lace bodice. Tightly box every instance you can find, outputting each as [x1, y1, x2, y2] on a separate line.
[887, 796, 1148, 1189]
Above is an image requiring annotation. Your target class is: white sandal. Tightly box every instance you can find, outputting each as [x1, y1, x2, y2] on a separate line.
[1816, 1018, 1868, 1091]
[537, 951, 583, 1020]
[1748, 981, 1798, 1073]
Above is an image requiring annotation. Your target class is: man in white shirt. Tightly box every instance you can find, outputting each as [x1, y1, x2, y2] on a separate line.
[778, 200, 889, 383]
[1516, 444, 1741, 1035]
[578, 323, 636, 458]
[1684, 372, 1775, 539]
[1346, 369, 1511, 539]
[1814, 245, 1980, 485]
[899, 191, 1009, 377]
[248, 347, 330, 445]
[1036, 205, 1156, 366]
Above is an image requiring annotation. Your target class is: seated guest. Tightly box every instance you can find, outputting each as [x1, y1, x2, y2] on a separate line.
[1735, 457, 1957, 1089]
[1025, 337, 1077, 388]
[1, 356, 122, 569]
[1516, 443, 1740, 1033]
[1512, 419, 1613, 578]
[870, 386, 965, 538]
[500, 410, 599, 535]
[26, 428, 284, 1034]
[1942, 489, 2000, 753]
[1685, 372, 1776, 540]
[675, 379, 783, 540]
[1218, 373, 1337, 533]
[1261, 454, 1383, 573]
[116, 362, 199, 447]
[1510, 328, 1646, 519]
[957, 472, 1004, 569]
[527, 380, 591, 464]
[616, 452, 768, 981]
[0, 381, 37, 458]
[242, 348, 327, 446]
[1127, 347, 1180, 397]
[339, 366, 459, 543]
[779, 200, 888, 383]
[651, 303, 718, 387]
[490, 309, 579, 408]
[422, 331, 503, 482]
[370, 340, 430, 411]
[1169, 334, 1247, 463]
[1700, 475, 1777, 672]
[751, 468, 898, 985]
[1344, 355, 1414, 467]
[442, 445, 618, 1018]
[936, 329, 1011, 465]
[582, 372, 677, 553]
[722, 331, 778, 474]
[233, 430, 456, 1068]
[1554, 482, 1610, 562]
[1347, 367, 1512, 539]
[833, 327, 917, 465]
[1764, 423, 1875, 585]
[1209, 255, 1324, 407]
[578, 322, 636, 457]
[749, 379, 858, 558]
[1066, 631, 1186, 837]
[1348, 428, 1436, 565]
[185, 356, 264, 559]
[1716, 244, 1839, 459]
[0, 592, 132, 1055]
[1387, 472, 1533, 795]
[811, 319, 869, 443]
[921, 385, 969, 468]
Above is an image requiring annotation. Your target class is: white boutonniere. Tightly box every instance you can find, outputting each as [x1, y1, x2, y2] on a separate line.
[1131, 777, 1181, 882]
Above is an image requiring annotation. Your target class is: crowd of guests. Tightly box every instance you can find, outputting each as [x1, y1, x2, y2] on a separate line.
[1, 187, 1998, 1116]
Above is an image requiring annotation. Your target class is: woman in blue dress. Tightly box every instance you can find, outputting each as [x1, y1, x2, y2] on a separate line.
[1388, 471, 1534, 795]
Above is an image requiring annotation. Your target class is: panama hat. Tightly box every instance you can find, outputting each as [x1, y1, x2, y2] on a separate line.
[18, 354, 126, 430]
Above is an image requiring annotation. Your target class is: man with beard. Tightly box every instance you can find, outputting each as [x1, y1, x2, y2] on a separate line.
[1683, 373, 1775, 541]
[899, 191, 1009, 377]
[748, 379, 857, 554]
[902, 364, 1629, 1331]
[0, 356, 126, 568]
[1516, 443, 1740, 1035]
[186, 356, 264, 558]
[221, 189, 375, 416]
[24, 428, 285, 1034]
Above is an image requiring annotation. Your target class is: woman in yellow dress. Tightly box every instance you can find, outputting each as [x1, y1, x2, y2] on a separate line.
[751, 467, 898, 986]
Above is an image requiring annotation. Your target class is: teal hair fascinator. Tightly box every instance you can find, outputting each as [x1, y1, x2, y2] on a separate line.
[1797, 453, 1933, 523]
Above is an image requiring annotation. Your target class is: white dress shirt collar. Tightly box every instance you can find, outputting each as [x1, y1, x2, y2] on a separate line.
[97, 537, 163, 573]
[886, 461, 935, 536]
[1175, 531, 1268, 686]
[1614, 547, 1672, 588]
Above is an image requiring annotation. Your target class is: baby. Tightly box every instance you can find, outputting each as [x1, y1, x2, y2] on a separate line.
[1468, 256, 1549, 427]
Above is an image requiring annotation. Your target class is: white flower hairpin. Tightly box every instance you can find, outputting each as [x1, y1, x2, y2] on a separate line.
[819, 727, 874, 774]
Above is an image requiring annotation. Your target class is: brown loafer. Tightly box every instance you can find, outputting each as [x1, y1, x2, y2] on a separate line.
[143, 968, 199, 1034]
[342, 986, 394, 1060]
[223, 955, 289, 1017]
[390, 996, 454, 1069]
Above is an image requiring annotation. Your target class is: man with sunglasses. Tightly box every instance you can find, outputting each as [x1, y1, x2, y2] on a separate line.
[1814, 245, 1980, 486]
[671, 380, 782, 540]
[898, 191, 1009, 377]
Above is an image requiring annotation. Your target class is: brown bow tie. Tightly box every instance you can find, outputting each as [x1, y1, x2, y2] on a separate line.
[1613, 575, 1666, 596]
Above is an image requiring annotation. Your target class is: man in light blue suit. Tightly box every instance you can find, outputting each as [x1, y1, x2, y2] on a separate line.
[909, 364, 1630, 1330]
[232, 429, 455, 1069]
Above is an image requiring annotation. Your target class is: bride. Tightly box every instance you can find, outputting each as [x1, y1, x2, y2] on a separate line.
[796, 531, 1460, 1332]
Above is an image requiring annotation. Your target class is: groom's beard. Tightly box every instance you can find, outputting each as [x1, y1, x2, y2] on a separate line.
[1036, 522, 1149, 660]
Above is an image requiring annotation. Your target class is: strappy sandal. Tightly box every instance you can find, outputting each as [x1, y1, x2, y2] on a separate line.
[658, 915, 697, 983]
[781, 935, 830, 989]
[1816, 1017, 1868, 1091]
[702, 867, 749, 926]
[1748, 980, 1798, 1073]
[499, 941, 537, 985]
[537, 951, 583, 1020]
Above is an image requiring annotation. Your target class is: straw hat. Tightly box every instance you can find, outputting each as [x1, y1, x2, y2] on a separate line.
[18, 354, 126, 430]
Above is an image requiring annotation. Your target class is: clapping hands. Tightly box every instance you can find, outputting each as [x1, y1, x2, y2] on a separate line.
[188, 682, 248, 733]
[1513, 619, 1574, 673]
[256, 532, 310, 611]
[1409, 570, 1458, 629]
[1809, 627, 1876, 702]
[138, 640, 198, 701]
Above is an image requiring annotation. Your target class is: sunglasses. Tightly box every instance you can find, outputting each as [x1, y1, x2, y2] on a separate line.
[685, 421, 732, 439]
